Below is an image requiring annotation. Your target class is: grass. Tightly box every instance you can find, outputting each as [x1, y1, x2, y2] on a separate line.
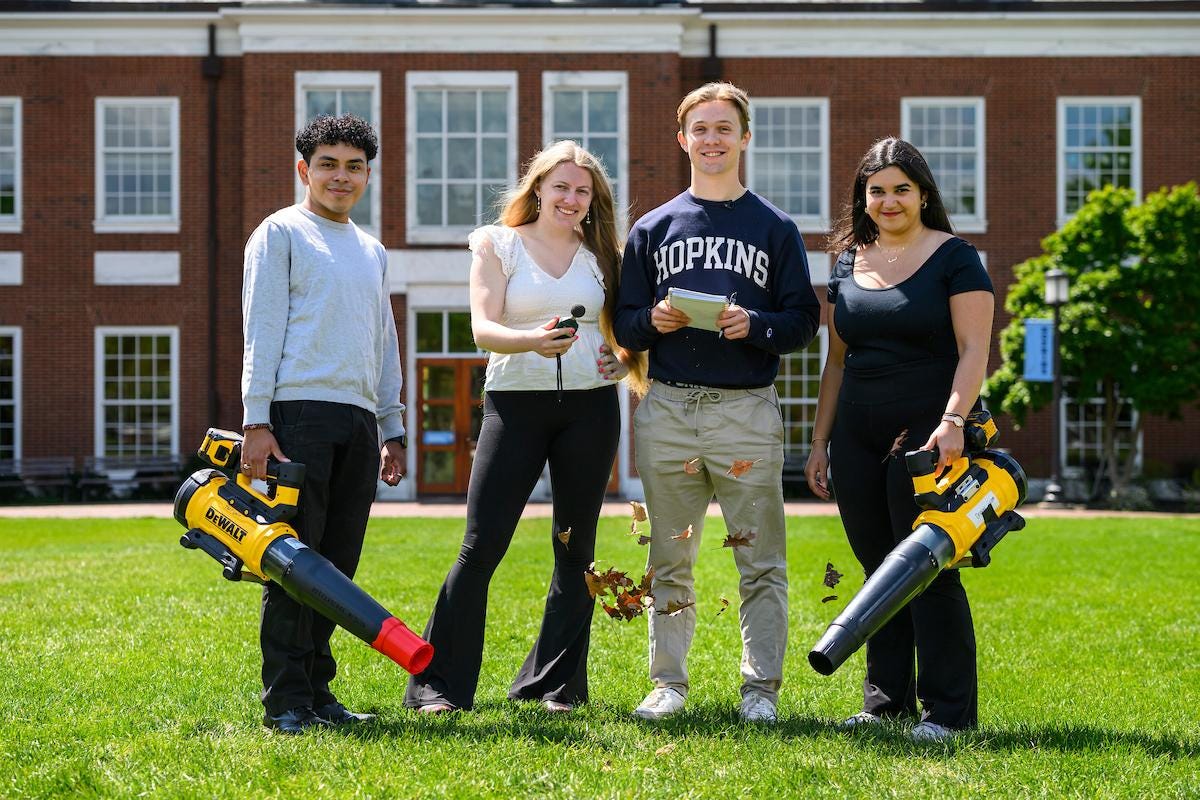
[0, 512, 1197, 799]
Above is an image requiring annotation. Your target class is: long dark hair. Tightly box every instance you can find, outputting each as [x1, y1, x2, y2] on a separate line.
[827, 137, 953, 254]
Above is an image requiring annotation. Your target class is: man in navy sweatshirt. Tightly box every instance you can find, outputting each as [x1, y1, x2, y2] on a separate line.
[615, 82, 819, 724]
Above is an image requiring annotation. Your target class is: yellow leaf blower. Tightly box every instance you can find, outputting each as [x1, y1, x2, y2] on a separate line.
[808, 411, 1027, 676]
[174, 428, 433, 675]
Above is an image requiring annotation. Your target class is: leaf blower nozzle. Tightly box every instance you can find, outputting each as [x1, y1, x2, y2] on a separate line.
[174, 428, 434, 675]
[808, 411, 1027, 676]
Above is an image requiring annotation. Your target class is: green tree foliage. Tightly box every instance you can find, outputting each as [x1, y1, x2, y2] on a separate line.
[986, 183, 1200, 496]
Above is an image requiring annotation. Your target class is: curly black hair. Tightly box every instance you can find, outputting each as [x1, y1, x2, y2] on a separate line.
[295, 114, 379, 163]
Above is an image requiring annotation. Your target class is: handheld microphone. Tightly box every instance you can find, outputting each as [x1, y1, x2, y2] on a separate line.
[555, 305, 586, 401]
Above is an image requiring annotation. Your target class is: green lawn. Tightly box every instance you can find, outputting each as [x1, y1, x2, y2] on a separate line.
[1, 513, 1196, 799]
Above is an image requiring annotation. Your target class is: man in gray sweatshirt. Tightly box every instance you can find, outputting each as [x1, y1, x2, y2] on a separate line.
[241, 114, 406, 734]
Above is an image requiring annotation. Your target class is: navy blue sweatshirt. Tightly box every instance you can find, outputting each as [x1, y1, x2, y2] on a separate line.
[615, 190, 820, 388]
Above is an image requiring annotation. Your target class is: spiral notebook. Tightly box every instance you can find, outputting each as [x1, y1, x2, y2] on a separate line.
[667, 287, 729, 332]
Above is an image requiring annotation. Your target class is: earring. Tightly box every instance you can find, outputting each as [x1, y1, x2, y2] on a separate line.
[921, 200, 928, 209]
[585, 210, 591, 224]
[536, 195, 541, 213]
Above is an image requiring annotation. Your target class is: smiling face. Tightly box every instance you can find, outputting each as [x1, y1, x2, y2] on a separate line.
[864, 165, 927, 239]
[677, 99, 750, 179]
[536, 162, 594, 230]
[297, 142, 369, 223]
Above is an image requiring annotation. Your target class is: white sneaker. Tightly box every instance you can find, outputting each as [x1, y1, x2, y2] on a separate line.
[839, 711, 882, 730]
[909, 720, 957, 742]
[634, 688, 685, 720]
[739, 693, 778, 724]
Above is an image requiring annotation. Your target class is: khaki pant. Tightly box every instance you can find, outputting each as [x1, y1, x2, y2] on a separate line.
[634, 381, 788, 704]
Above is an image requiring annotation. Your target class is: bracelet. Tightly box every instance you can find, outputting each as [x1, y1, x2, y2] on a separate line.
[811, 437, 829, 445]
[941, 413, 965, 429]
[243, 422, 272, 432]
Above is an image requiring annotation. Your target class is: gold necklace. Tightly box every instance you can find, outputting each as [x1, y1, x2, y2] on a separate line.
[876, 240, 907, 264]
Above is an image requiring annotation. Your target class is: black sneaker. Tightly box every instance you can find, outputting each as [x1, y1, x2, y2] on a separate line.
[313, 701, 377, 725]
[263, 706, 333, 735]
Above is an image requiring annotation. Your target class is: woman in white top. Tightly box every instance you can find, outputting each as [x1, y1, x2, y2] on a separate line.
[405, 141, 647, 714]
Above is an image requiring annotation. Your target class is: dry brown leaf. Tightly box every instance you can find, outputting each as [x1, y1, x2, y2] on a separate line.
[640, 567, 655, 594]
[637, 534, 652, 546]
[671, 524, 694, 541]
[683, 457, 703, 475]
[726, 458, 763, 478]
[584, 563, 609, 598]
[659, 599, 696, 616]
[823, 561, 843, 589]
[630, 500, 648, 522]
[715, 596, 731, 617]
[821, 595, 838, 604]
[882, 428, 909, 463]
[557, 526, 571, 547]
[655, 743, 677, 756]
[629, 520, 639, 535]
[722, 530, 756, 549]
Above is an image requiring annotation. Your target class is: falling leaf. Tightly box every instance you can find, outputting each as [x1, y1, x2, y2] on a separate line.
[671, 524, 694, 541]
[630, 500, 648, 522]
[629, 520, 639, 535]
[659, 599, 696, 616]
[722, 530, 756, 549]
[557, 526, 572, 547]
[727, 458, 763, 478]
[655, 743, 677, 756]
[882, 428, 909, 463]
[823, 561, 843, 589]
[601, 602, 622, 619]
[640, 567, 655, 594]
[821, 595, 838, 604]
[715, 596, 731, 617]
[683, 457, 703, 475]
[637, 535, 652, 546]
[584, 563, 610, 599]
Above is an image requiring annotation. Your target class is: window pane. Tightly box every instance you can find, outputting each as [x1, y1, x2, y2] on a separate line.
[481, 138, 507, 180]
[554, 91, 584, 134]
[480, 91, 508, 133]
[447, 138, 477, 180]
[416, 312, 443, 353]
[446, 184, 477, 226]
[588, 91, 618, 133]
[446, 92, 477, 133]
[342, 90, 372, 120]
[416, 91, 443, 133]
[448, 312, 475, 353]
[417, 184, 443, 227]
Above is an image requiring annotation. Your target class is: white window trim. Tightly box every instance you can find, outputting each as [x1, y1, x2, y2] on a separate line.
[0, 98, 21, 234]
[405, 71, 519, 245]
[93, 326, 179, 458]
[901, 97, 987, 234]
[294, 71, 383, 240]
[746, 97, 830, 233]
[94, 97, 181, 234]
[0, 326, 21, 459]
[1059, 391, 1143, 479]
[541, 71, 629, 229]
[776, 325, 829, 459]
[1056, 96, 1142, 228]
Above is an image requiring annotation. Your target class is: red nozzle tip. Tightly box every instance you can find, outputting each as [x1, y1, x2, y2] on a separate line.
[372, 617, 434, 675]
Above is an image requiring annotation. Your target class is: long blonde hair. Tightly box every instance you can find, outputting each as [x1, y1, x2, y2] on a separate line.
[498, 140, 648, 396]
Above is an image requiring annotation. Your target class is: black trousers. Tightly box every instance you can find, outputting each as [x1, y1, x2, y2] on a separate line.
[260, 400, 380, 716]
[829, 367, 978, 730]
[405, 385, 619, 710]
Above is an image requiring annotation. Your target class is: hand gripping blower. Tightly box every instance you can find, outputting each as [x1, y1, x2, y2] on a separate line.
[174, 428, 433, 674]
[808, 411, 1027, 676]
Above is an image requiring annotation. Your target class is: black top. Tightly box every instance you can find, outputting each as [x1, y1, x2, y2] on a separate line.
[829, 237, 993, 380]
[615, 190, 820, 389]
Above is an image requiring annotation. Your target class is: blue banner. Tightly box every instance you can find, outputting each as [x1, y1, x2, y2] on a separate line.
[1023, 318, 1055, 382]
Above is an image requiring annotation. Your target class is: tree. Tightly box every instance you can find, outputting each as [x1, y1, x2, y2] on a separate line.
[985, 183, 1200, 502]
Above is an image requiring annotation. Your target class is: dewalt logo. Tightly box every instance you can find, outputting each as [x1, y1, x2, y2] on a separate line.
[205, 506, 249, 542]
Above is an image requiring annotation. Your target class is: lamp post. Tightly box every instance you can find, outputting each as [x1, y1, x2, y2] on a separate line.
[1042, 268, 1070, 505]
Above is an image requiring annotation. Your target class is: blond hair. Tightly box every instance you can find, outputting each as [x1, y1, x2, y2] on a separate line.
[677, 82, 751, 135]
[496, 140, 648, 396]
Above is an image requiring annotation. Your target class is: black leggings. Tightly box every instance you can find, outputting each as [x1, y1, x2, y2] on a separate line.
[829, 373, 977, 729]
[405, 385, 619, 710]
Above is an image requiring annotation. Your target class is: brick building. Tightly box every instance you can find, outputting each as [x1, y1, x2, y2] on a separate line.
[0, 0, 1196, 500]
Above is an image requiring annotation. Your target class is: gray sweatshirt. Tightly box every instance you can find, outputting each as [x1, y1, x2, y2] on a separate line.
[241, 204, 405, 441]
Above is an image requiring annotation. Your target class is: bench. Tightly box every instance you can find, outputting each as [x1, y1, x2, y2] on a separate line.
[0, 457, 77, 501]
[78, 455, 184, 500]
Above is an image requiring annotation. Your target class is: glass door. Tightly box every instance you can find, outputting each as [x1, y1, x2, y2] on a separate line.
[416, 358, 486, 495]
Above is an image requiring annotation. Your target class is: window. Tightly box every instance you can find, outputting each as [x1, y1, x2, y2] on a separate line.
[0, 329, 19, 459]
[415, 310, 479, 355]
[0, 98, 19, 232]
[1062, 383, 1140, 480]
[747, 99, 829, 231]
[543, 72, 628, 224]
[295, 72, 382, 236]
[774, 328, 827, 466]
[95, 328, 178, 458]
[1058, 97, 1141, 222]
[902, 98, 985, 232]
[406, 72, 518, 244]
[94, 98, 180, 233]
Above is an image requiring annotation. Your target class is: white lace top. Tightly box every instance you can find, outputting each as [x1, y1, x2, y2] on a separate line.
[469, 224, 610, 392]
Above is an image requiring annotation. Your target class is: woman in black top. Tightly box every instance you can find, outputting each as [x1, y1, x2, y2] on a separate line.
[805, 138, 994, 742]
